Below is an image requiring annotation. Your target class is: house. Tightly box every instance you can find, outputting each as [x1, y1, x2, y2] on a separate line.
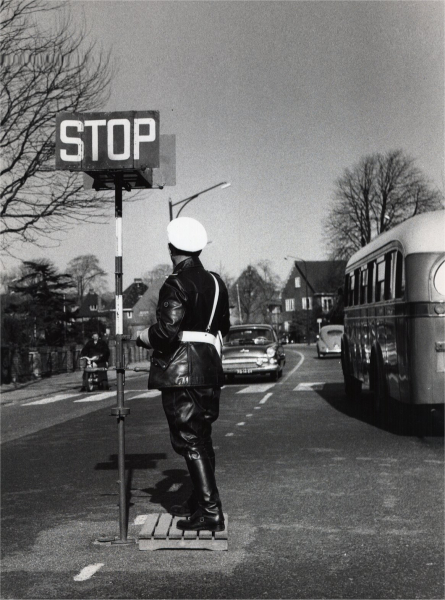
[107, 278, 148, 335]
[124, 276, 166, 338]
[281, 260, 346, 342]
[75, 290, 109, 323]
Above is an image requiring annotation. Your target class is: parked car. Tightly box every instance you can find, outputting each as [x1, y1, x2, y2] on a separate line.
[222, 324, 286, 383]
[316, 325, 344, 358]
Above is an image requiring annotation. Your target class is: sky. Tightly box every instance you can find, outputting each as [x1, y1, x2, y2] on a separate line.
[2, 0, 444, 290]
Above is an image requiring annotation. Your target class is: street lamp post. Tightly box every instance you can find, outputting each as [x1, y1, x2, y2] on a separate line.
[285, 255, 310, 345]
[169, 182, 231, 221]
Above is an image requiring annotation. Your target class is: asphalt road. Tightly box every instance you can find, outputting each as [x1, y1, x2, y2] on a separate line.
[1, 346, 443, 599]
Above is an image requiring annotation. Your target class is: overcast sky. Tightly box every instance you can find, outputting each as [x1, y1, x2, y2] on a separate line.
[3, 0, 444, 289]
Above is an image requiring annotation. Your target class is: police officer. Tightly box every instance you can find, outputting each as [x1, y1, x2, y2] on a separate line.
[136, 217, 230, 532]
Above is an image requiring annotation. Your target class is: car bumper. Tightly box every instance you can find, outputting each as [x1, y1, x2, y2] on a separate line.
[223, 363, 280, 375]
[318, 348, 341, 356]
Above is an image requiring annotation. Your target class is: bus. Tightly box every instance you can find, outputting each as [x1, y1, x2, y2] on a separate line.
[341, 211, 445, 420]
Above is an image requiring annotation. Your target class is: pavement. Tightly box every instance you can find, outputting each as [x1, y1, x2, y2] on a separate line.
[0, 361, 151, 405]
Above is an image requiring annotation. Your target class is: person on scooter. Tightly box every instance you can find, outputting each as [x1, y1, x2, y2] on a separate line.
[80, 333, 110, 391]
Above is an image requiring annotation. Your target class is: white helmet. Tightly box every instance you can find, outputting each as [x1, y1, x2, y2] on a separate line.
[167, 217, 208, 252]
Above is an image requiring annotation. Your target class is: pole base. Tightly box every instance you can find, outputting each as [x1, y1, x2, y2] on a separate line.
[95, 536, 136, 546]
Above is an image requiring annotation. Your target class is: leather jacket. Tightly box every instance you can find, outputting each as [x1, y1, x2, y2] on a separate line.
[141, 257, 231, 388]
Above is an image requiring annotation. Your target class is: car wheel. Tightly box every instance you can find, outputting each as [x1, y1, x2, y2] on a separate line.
[317, 347, 323, 359]
[270, 370, 279, 382]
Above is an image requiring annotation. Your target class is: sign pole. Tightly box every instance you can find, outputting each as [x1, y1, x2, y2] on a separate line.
[109, 172, 133, 545]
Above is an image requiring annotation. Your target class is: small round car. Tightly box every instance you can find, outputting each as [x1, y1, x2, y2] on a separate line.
[222, 324, 286, 383]
[316, 325, 344, 358]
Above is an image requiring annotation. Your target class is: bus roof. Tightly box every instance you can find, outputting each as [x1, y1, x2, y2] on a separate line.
[346, 211, 445, 269]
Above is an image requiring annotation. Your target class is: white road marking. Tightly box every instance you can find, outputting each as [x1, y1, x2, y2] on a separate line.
[128, 390, 161, 400]
[134, 515, 147, 525]
[73, 563, 104, 581]
[237, 383, 275, 394]
[237, 422, 246, 426]
[278, 351, 304, 384]
[74, 391, 115, 403]
[225, 433, 234, 437]
[246, 413, 253, 417]
[24, 392, 82, 405]
[294, 382, 325, 391]
[259, 392, 273, 404]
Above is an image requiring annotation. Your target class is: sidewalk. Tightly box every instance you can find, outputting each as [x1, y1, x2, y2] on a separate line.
[0, 361, 150, 405]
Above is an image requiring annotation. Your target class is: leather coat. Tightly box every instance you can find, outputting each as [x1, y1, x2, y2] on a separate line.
[143, 257, 231, 388]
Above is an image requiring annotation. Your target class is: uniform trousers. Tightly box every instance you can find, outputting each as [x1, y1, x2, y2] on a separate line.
[161, 387, 220, 461]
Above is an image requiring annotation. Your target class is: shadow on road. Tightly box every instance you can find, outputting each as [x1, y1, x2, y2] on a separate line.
[317, 382, 444, 439]
[94, 453, 191, 517]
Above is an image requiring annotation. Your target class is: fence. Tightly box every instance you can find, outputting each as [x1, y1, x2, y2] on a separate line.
[1, 341, 150, 384]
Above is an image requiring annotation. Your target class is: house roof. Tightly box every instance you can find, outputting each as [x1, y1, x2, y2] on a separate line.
[108, 279, 148, 310]
[76, 291, 108, 318]
[287, 261, 346, 294]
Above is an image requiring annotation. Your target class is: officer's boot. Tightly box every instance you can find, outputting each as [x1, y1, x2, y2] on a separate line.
[170, 456, 215, 518]
[176, 457, 224, 532]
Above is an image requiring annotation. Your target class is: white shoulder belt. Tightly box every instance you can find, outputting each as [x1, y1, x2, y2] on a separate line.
[178, 273, 222, 354]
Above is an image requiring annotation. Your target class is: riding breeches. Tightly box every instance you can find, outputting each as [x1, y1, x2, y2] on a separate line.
[161, 387, 220, 461]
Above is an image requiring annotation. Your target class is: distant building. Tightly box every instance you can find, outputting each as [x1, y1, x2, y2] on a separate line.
[75, 290, 109, 323]
[281, 260, 346, 342]
[107, 278, 148, 335]
[125, 276, 166, 338]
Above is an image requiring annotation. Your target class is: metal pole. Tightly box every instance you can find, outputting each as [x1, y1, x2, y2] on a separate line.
[168, 198, 173, 221]
[109, 173, 132, 545]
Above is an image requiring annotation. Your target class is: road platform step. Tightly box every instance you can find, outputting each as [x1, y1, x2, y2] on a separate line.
[137, 513, 228, 551]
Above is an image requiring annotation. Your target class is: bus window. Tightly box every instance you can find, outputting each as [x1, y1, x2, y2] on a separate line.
[368, 261, 375, 303]
[348, 273, 355, 306]
[388, 251, 397, 300]
[375, 258, 385, 301]
[360, 267, 368, 304]
[395, 251, 405, 298]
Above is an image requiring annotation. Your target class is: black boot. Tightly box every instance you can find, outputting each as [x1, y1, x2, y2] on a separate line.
[177, 458, 224, 532]
[170, 457, 215, 517]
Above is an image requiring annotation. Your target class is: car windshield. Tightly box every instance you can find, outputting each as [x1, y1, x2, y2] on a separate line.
[225, 328, 274, 345]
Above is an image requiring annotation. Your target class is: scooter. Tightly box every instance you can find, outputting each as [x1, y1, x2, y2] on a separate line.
[80, 356, 109, 392]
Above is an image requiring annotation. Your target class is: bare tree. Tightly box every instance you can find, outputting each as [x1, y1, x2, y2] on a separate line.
[324, 149, 443, 260]
[0, 0, 115, 252]
[232, 261, 281, 324]
[66, 254, 108, 301]
[142, 264, 172, 286]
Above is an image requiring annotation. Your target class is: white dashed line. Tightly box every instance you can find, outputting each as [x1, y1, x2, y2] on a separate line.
[73, 563, 104, 581]
[24, 392, 82, 405]
[128, 390, 161, 400]
[237, 383, 275, 394]
[259, 393, 273, 404]
[294, 382, 325, 391]
[225, 433, 234, 437]
[74, 391, 115, 403]
[237, 422, 246, 426]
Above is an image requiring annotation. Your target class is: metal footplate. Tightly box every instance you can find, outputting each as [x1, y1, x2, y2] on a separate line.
[137, 513, 228, 551]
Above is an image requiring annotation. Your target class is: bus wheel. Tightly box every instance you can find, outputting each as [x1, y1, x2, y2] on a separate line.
[342, 351, 362, 400]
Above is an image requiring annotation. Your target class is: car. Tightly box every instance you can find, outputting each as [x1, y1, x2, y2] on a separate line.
[316, 325, 344, 358]
[222, 324, 286, 383]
